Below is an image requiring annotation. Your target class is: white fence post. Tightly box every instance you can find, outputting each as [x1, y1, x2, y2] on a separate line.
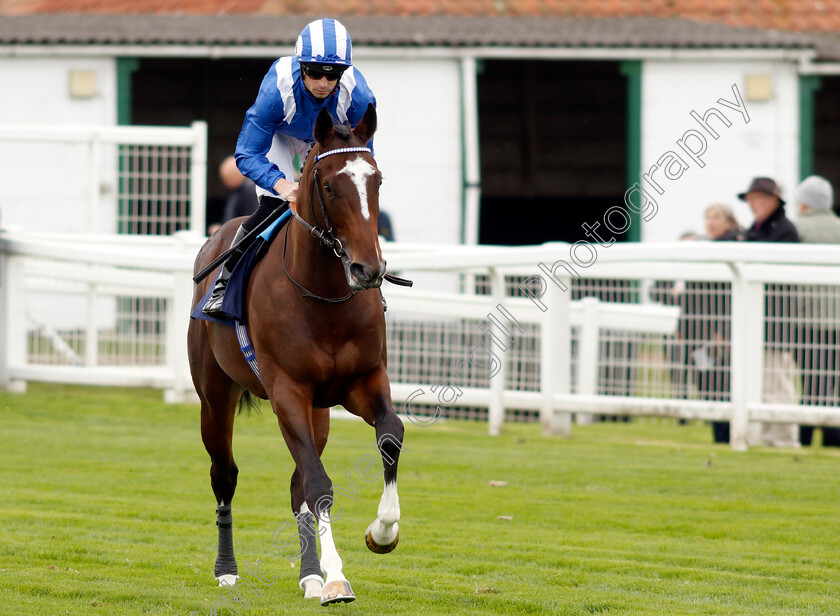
[165, 231, 198, 403]
[189, 121, 208, 235]
[84, 274, 99, 368]
[728, 262, 748, 450]
[487, 267, 507, 436]
[0, 245, 27, 393]
[729, 263, 766, 451]
[540, 271, 571, 436]
[578, 297, 600, 396]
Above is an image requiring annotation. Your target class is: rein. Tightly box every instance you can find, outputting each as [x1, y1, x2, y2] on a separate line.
[283, 145, 372, 303]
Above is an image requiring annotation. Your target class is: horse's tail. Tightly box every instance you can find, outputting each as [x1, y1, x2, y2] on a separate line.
[237, 390, 262, 416]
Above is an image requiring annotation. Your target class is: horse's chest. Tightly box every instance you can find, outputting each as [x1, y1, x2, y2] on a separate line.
[305, 322, 383, 379]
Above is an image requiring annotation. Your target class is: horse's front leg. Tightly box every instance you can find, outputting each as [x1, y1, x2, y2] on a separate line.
[272, 387, 355, 605]
[365, 413, 404, 553]
[344, 368, 405, 554]
[289, 407, 330, 600]
[316, 501, 356, 604]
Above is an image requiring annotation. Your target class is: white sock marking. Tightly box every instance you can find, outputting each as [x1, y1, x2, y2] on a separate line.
[377, 482, 400, 526]
[317, 514, 347, 585]
[369, 482, 400, 546]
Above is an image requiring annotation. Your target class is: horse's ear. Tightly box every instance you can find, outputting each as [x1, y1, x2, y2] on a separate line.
[353, 103, 377, 144]
[314, 108, 334, 146]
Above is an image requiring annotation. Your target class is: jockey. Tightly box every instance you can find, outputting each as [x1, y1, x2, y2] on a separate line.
[203, 17, 376, 316]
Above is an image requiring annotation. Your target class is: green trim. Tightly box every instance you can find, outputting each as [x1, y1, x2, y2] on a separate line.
[798, 75, 821, 180]
[620, 61, 642, 242]
[116, 58, 139, 126]
[115, 58, 139, 233]
[459, 60, 467, 244]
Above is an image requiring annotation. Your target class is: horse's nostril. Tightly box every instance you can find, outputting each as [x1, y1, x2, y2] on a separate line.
[350, 262, 385, 287]
[350, 262, 371, 282]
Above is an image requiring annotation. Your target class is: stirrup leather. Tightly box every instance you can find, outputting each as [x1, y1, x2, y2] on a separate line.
[202, 225, 248, 316]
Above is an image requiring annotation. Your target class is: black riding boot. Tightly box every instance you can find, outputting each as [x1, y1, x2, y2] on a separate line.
[202, 225, 248, 316]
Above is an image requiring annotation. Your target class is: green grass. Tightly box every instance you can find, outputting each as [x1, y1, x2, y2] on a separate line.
[1, 384, 839, 615]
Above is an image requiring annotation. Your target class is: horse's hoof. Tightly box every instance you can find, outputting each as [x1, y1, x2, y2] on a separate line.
[365, 522, 399, 554]
[216, 574, 239, 587]
[300, 575, 324, 600]
[320, 580, 355, 605]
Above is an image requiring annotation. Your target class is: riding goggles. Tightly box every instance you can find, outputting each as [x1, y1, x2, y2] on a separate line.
[301, 63, 347, 81]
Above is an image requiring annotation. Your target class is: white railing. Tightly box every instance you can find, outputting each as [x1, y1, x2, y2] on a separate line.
[2, 229, 839, 449]
[0, 230, 202, 402]
[0, 122, 207, 234]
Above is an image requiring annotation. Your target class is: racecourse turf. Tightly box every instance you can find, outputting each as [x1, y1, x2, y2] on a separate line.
[0, 383, 838, 615]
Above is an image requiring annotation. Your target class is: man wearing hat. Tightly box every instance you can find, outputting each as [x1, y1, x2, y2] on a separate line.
[739, 177, 800, 447]
[739, 176, 800, 242]
[793, 175, 840, 447]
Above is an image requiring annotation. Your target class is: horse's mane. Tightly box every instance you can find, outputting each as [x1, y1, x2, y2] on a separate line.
[333, 124, 351, 139]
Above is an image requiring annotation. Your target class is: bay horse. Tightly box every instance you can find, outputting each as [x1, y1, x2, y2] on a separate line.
[187, 105, 403, 605]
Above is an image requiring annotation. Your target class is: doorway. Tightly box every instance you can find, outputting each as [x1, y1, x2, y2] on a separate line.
[477, 60, 629, 245]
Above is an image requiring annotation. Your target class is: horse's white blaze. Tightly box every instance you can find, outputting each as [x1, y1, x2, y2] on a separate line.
[338, 157, 376, 221]
[369, 482, 400, 545]
[317, 514, 347, 585]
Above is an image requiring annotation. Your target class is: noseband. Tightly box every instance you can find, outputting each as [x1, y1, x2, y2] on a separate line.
[283, 146, 373, 303]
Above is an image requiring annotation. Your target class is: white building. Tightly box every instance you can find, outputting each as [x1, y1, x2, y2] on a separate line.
[1, 13, 839, 245]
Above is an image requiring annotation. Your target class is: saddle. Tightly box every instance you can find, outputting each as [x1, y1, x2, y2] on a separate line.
[190, 210, 292, 328]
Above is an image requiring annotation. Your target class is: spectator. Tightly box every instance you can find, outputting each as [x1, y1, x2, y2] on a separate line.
[741, 177, 799, 242]
[377, 209, 395, 241]
[795, 175, 840, 242]
[793, 175, 840, 446]
[703, 202, 742, 241]
[697, 204, 742, 442]
[740, 176, 800, 447]
[650, 231, 699, 402]
[208, 156, 259, 236]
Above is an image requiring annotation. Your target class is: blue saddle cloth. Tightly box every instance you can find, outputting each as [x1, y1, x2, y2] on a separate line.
[190, 210, 292, 328]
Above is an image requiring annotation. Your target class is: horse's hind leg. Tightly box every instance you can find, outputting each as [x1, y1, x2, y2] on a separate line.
[191, 326, 242, 585]
[289, 407, 330, 599]
[200, 386, 242, 586]
[201, 395, 240, 586]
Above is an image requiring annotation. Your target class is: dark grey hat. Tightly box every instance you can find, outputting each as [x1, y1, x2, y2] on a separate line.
[737, 177, 785, 206]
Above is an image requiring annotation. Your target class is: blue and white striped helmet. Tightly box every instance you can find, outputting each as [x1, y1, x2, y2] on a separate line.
[295, 18, 352, 69]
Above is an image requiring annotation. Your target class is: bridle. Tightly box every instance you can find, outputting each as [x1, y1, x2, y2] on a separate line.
[282, 145, 373, 303]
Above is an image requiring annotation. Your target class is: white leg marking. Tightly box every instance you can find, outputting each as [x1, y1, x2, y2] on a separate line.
[217, 574, 240, 587]
[300, 575, 324, 599]
[370, 482, 400, 545]
[338, 158, 376, 220]
[317, 514, 347, 585]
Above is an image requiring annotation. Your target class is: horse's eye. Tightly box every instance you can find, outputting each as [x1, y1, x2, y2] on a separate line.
[323, 182, 333, 195]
